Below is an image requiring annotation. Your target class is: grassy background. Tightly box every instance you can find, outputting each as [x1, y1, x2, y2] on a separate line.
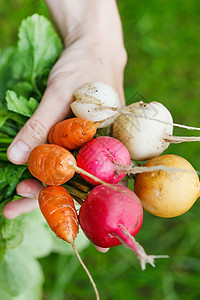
[1, 0, 200, 299]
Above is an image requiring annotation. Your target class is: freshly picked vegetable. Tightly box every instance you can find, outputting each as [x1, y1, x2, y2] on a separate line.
[2, 13, 200, 300]
[28, 143, 118, 187]
[134, 154, 200, 217]
[112, 101, 200, 160]
[76, 136, 131, 185]
[39, 185, 99, 300]
[112, 101, 173, 160]
[79, 184, 168, 270]
[71, 81, 121, 127]
[48, 117, 100, 150]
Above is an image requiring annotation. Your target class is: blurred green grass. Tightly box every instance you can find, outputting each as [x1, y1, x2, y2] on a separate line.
[1, 0, 200, 299]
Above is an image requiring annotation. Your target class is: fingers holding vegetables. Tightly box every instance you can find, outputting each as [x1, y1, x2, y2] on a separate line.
[17, 81, 200, 288]
[2, 179, 43, 219]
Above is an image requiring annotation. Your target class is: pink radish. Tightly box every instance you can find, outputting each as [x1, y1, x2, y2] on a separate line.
[76, 136, 131, 185]
[79, 184, 168, 270]
[76, 136, 195, 186]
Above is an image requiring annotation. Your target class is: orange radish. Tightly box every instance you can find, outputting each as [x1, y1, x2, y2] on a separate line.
[39, 185, 99, 300]
[48, 118, 100, 150]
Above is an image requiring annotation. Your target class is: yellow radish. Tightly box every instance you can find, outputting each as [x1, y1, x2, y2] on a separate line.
[134, 154, 200, 218]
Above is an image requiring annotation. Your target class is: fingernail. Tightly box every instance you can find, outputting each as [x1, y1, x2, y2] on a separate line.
[17, 192, 35, 199]
[94, 245, 110, 253]
[8, 140, 30, 164]
[99, 248, 109, 253]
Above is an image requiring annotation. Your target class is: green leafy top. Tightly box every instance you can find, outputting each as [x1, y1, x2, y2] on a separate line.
[11, 14, 62, 98]
[0, 13, 63, 201]
[0, 14, 64, 298]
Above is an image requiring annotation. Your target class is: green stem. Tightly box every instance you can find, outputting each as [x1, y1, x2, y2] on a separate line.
[31, 74, 42, 98]
[8, 111, 27, 125]
[0, 137, 13, 144]
[68, 179, 91, 193]
[63, 184, 88, 200]
[0, 153, 9, 161]
[72, 195, 84, 205]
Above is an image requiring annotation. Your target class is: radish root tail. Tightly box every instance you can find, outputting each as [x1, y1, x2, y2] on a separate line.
[72, 242, 100, 300]
[74, 165, 119, 190]
[164, 135, 200, 143]
[120, 107, 200, 131]
[94, 104, 200, 131]
[115, 224, 169, 271]
[115, 163, 198, 176]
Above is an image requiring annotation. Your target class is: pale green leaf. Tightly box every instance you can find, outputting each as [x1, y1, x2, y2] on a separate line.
[0, 47, 15, 101]
[0, 164, 27, 185]
[0, 247, 43, 298]
[20, 210, 53, 258]
[12, 14, 62, 93]
[6, 90, 38, 117]
[1, 215, 25, 249]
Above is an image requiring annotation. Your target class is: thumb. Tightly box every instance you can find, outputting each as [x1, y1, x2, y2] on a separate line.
[7, 83, 73, 164]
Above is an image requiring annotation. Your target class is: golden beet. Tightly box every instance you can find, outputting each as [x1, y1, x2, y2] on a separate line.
[134, 154, 200, 218]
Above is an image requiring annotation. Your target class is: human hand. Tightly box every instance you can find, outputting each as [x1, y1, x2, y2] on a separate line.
[3, 0, 127, 224]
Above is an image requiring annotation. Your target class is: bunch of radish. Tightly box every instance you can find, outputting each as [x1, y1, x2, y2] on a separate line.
[26, 81, 200, 300]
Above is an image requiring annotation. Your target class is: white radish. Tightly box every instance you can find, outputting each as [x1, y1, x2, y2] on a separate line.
[112, 101, 200, 161]
[112, 101, 173, 160]
[71, 81, 121, 128]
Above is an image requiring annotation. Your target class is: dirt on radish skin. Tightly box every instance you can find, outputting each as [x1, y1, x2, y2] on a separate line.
[48, 117, 99, 150]
[112, 101, 173, 161]
[71, 81, 121, 128]
[76, 136, 131, 185]
[79, 184, 168, 270]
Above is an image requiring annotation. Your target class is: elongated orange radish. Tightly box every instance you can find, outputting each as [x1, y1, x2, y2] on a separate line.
[39, 186, 99, 300]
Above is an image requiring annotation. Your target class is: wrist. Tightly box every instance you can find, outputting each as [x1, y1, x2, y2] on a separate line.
[46, 0, 118, 40]
[46, 0, 126, 66]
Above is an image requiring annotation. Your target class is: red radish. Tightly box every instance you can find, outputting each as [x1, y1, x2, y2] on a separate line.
[76, 136, 131, 185]
[79, 184, 168, 270]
